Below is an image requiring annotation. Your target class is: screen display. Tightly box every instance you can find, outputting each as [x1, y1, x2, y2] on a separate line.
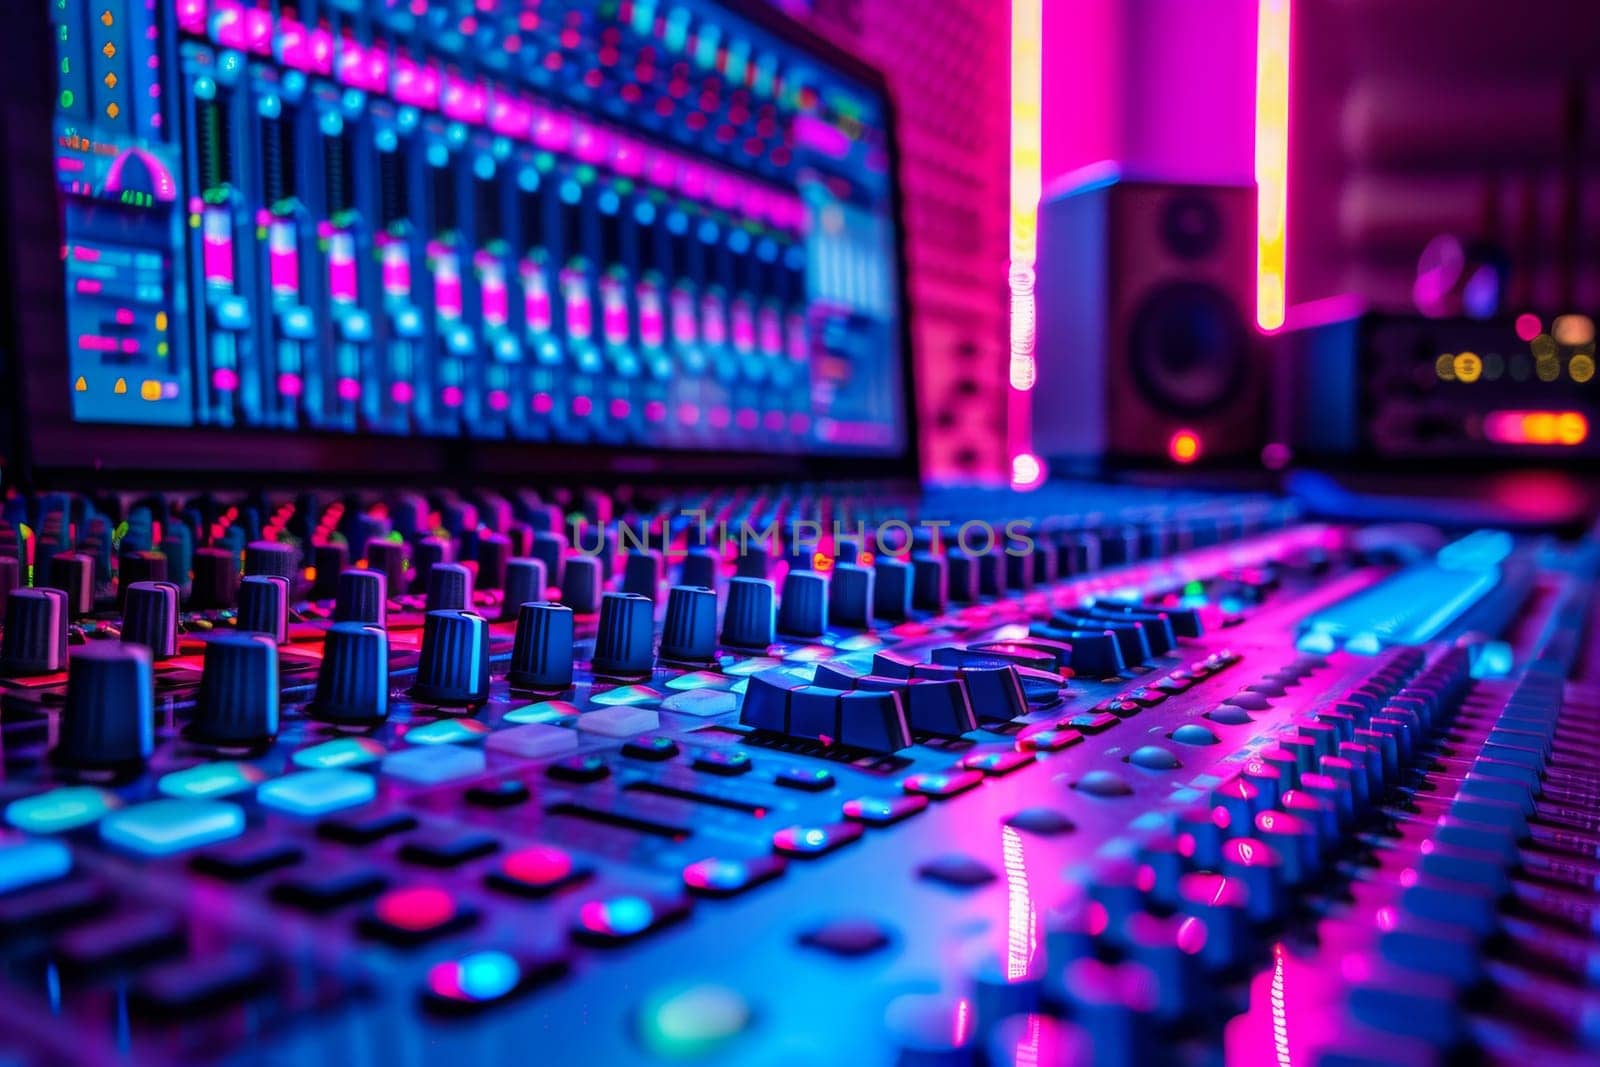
[49, 0, 906, 457]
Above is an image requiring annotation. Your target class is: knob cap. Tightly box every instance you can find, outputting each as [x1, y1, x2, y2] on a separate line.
[501, 558, 548, 621]
[733, 545, 770, 579]
[660, 585, 718, 663]
[425, 562, 474, 613]
[57, 642, 154, 768]
[244, 540, 296, 581]
[592, 592, 654, 678]
[121, 581, 180, 659]
[413, 610, 491, 705]
[313, 622, 389, 723]
[530, 530, 567, 588]
[721, 577, 774, 649]
[622, 550, 663, 599]
[2, 588, 69, 675]
[509, 602, 574, 692]
[560, 556, 602, 614]
[237, 575, 290, 644]
[910, 553, 948, 614]
[365, 539, 409, 592]
[413, 537, 454, 593]
[309, 542, 349, 599]
[777, 570, 828, 637]
[160, 527, 194, 589]
[116, 551, 168, 609]
[190, 547, 239, 610]
[334, 569, 387, 627]
[679, 549, 718, 589]
[194, 632, 280, 744]
[49, 552, 95, 618]
[475, 532, 511, 591]
[872, 558, 912, 621]
[828, 563, 873, 629]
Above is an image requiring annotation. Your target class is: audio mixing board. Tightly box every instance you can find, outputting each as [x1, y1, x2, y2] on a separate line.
[0, 484, 1597, 1065]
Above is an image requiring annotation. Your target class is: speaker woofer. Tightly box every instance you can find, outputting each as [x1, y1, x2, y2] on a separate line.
[1129, 281, 1247, 415]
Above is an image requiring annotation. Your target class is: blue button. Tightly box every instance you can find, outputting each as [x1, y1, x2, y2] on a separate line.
[590, 684, 662, 707]
[100, 799, 245, 856]
[0, 838, 73, 894]
[158, 761, 266, 799]
[5, 787, 118, 834]
[292, 737, 387, 769]
[258, 769, 376, 816]
[405, 718, 491, 745]
[382, 745, 487, 784]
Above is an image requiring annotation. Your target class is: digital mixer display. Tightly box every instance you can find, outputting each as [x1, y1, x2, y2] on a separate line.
[49, 0, 908, 456]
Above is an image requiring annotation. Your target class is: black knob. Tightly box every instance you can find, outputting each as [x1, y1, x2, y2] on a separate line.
[680, 549, 718, 589]
[476, 532, 511, 591]
[413, 609, 491, 705]
[660, 585, 717, 663]
[161, 527, 194, 590]
[592, 592, 654, 678]
[57, 642, 154, 768]
[509, 602, 574, 692]
[830, 563, 874, 628]
[501, 558, 548, 621]
[116, 551, 168, 609]
[777, 570, 828, 637]
[622, 550, 663, 599]
[734, 545, 771, 579]
[49, 552, 95, 618]
[1, 588, 69, 675]
[873, 558, 913, 621]
[121, 580, 180, 659]
[334, 568, 387, 626]
[189, 547, 239, 609]
[413, 536, 454, 593]
[309, 542, 348, 599]
[530, 530, 567, 588]
[244, 540, 296, 581]
[237, 575, 289, 644]
[910, 553, 948, 614]
[365, 539, 409, 592]
[722, 577, 775, 649]
[426, 562, 474, 613]
[313, 622, 389, 723]
[560, 556, 602, 614]
[193, 632, 280, 744]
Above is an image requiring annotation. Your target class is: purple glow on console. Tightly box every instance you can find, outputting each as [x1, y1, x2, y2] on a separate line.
[442, 76, 489, 124]
[392, 57, 441, 109]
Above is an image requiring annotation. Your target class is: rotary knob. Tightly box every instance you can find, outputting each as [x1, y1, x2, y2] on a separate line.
[501, 557, 548, 621]
[121, 580, 180, 659]
[1, 588, 69, 675]
[592, 592, 654, 678]
[721, 577, 775, 650]
[509, 602, 574, 692]
[659, 585, 718, 664]
[313, 622, 390, 724]
[56, 642, 155, 768]
[193, 632, 280, 745]
[334, 569, 387, 627]
[777, 570, 828, 637]
[413, 609, 491, 705]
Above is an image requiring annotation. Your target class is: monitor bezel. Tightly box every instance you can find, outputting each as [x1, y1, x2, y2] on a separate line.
[1, 0, 919, 491]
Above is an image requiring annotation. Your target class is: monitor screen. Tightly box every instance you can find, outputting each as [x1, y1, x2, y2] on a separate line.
[43, 0, 908, 470]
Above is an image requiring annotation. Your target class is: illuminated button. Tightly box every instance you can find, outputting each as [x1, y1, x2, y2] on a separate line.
[0, 839, 72, 894]
[547, 754, 610, 782]
[381, 745, 487, 784]
[902, 769, 983, 799]
[637, 983, 751, 1060]
[960, 749, 1033, 775]
[842, 794, 927, 826]
[682, 854, 785, 897]
[503, 700, 580, 725]
[665, 671, 732, 691]
[485, 723, 579, 761]
[465, 780, 530, 808]
[6, 787, 118, 834]
[775, 767, 835, 792]
[577, 704, 660, 738]
[158, 762, 266, 799]
[100, 799, 245, 856]
[772, 821, 863, 858]
[489, 845, 593, 897]
[591, 684, 663, 706]
[661, 689, 740, 717]
[693, 750, 751, 776]
[405, 718, 492, 745]
[1017, 726, 1083, 753]
[571, 893, 691, 945]
[422, 950, 567, 1015]
[1066, 712, 1118, 734]
[258, 769, 376, 817]
[361, 886, 477, 945]
[622, 736, 680, 761]
[292, 737, 386, 769]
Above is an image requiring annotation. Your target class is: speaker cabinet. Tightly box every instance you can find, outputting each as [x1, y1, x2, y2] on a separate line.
[1033, 180, 1264, 464]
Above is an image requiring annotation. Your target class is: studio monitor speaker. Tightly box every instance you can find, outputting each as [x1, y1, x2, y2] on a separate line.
[1033, 180, 1265, 465]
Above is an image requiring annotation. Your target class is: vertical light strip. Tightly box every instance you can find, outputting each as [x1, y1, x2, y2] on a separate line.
[1255, 0, 1291, 331]
[1008, 0, 1044, 487]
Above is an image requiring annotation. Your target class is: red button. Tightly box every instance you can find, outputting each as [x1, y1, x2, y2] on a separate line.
[375, 886, 456, 932]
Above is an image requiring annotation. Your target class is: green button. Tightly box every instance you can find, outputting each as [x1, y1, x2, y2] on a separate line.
[638, 983, 751, 1060]
[158, 761, 266, 799]
[5, 787, 118, 834]
[292, 737, 386, 769]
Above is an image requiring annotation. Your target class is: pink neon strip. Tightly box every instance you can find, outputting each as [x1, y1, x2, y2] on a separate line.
[72, 246, 102, 262]
[393, 56, 441, 109]
[442, 76, 489, 124]
[793, 114, 852, 159]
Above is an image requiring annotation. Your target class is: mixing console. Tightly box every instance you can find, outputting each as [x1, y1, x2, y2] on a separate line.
[0, 483, 1596, 1065]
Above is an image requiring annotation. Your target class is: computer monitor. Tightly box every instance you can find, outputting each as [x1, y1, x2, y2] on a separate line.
[4, 0, 913, 483]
